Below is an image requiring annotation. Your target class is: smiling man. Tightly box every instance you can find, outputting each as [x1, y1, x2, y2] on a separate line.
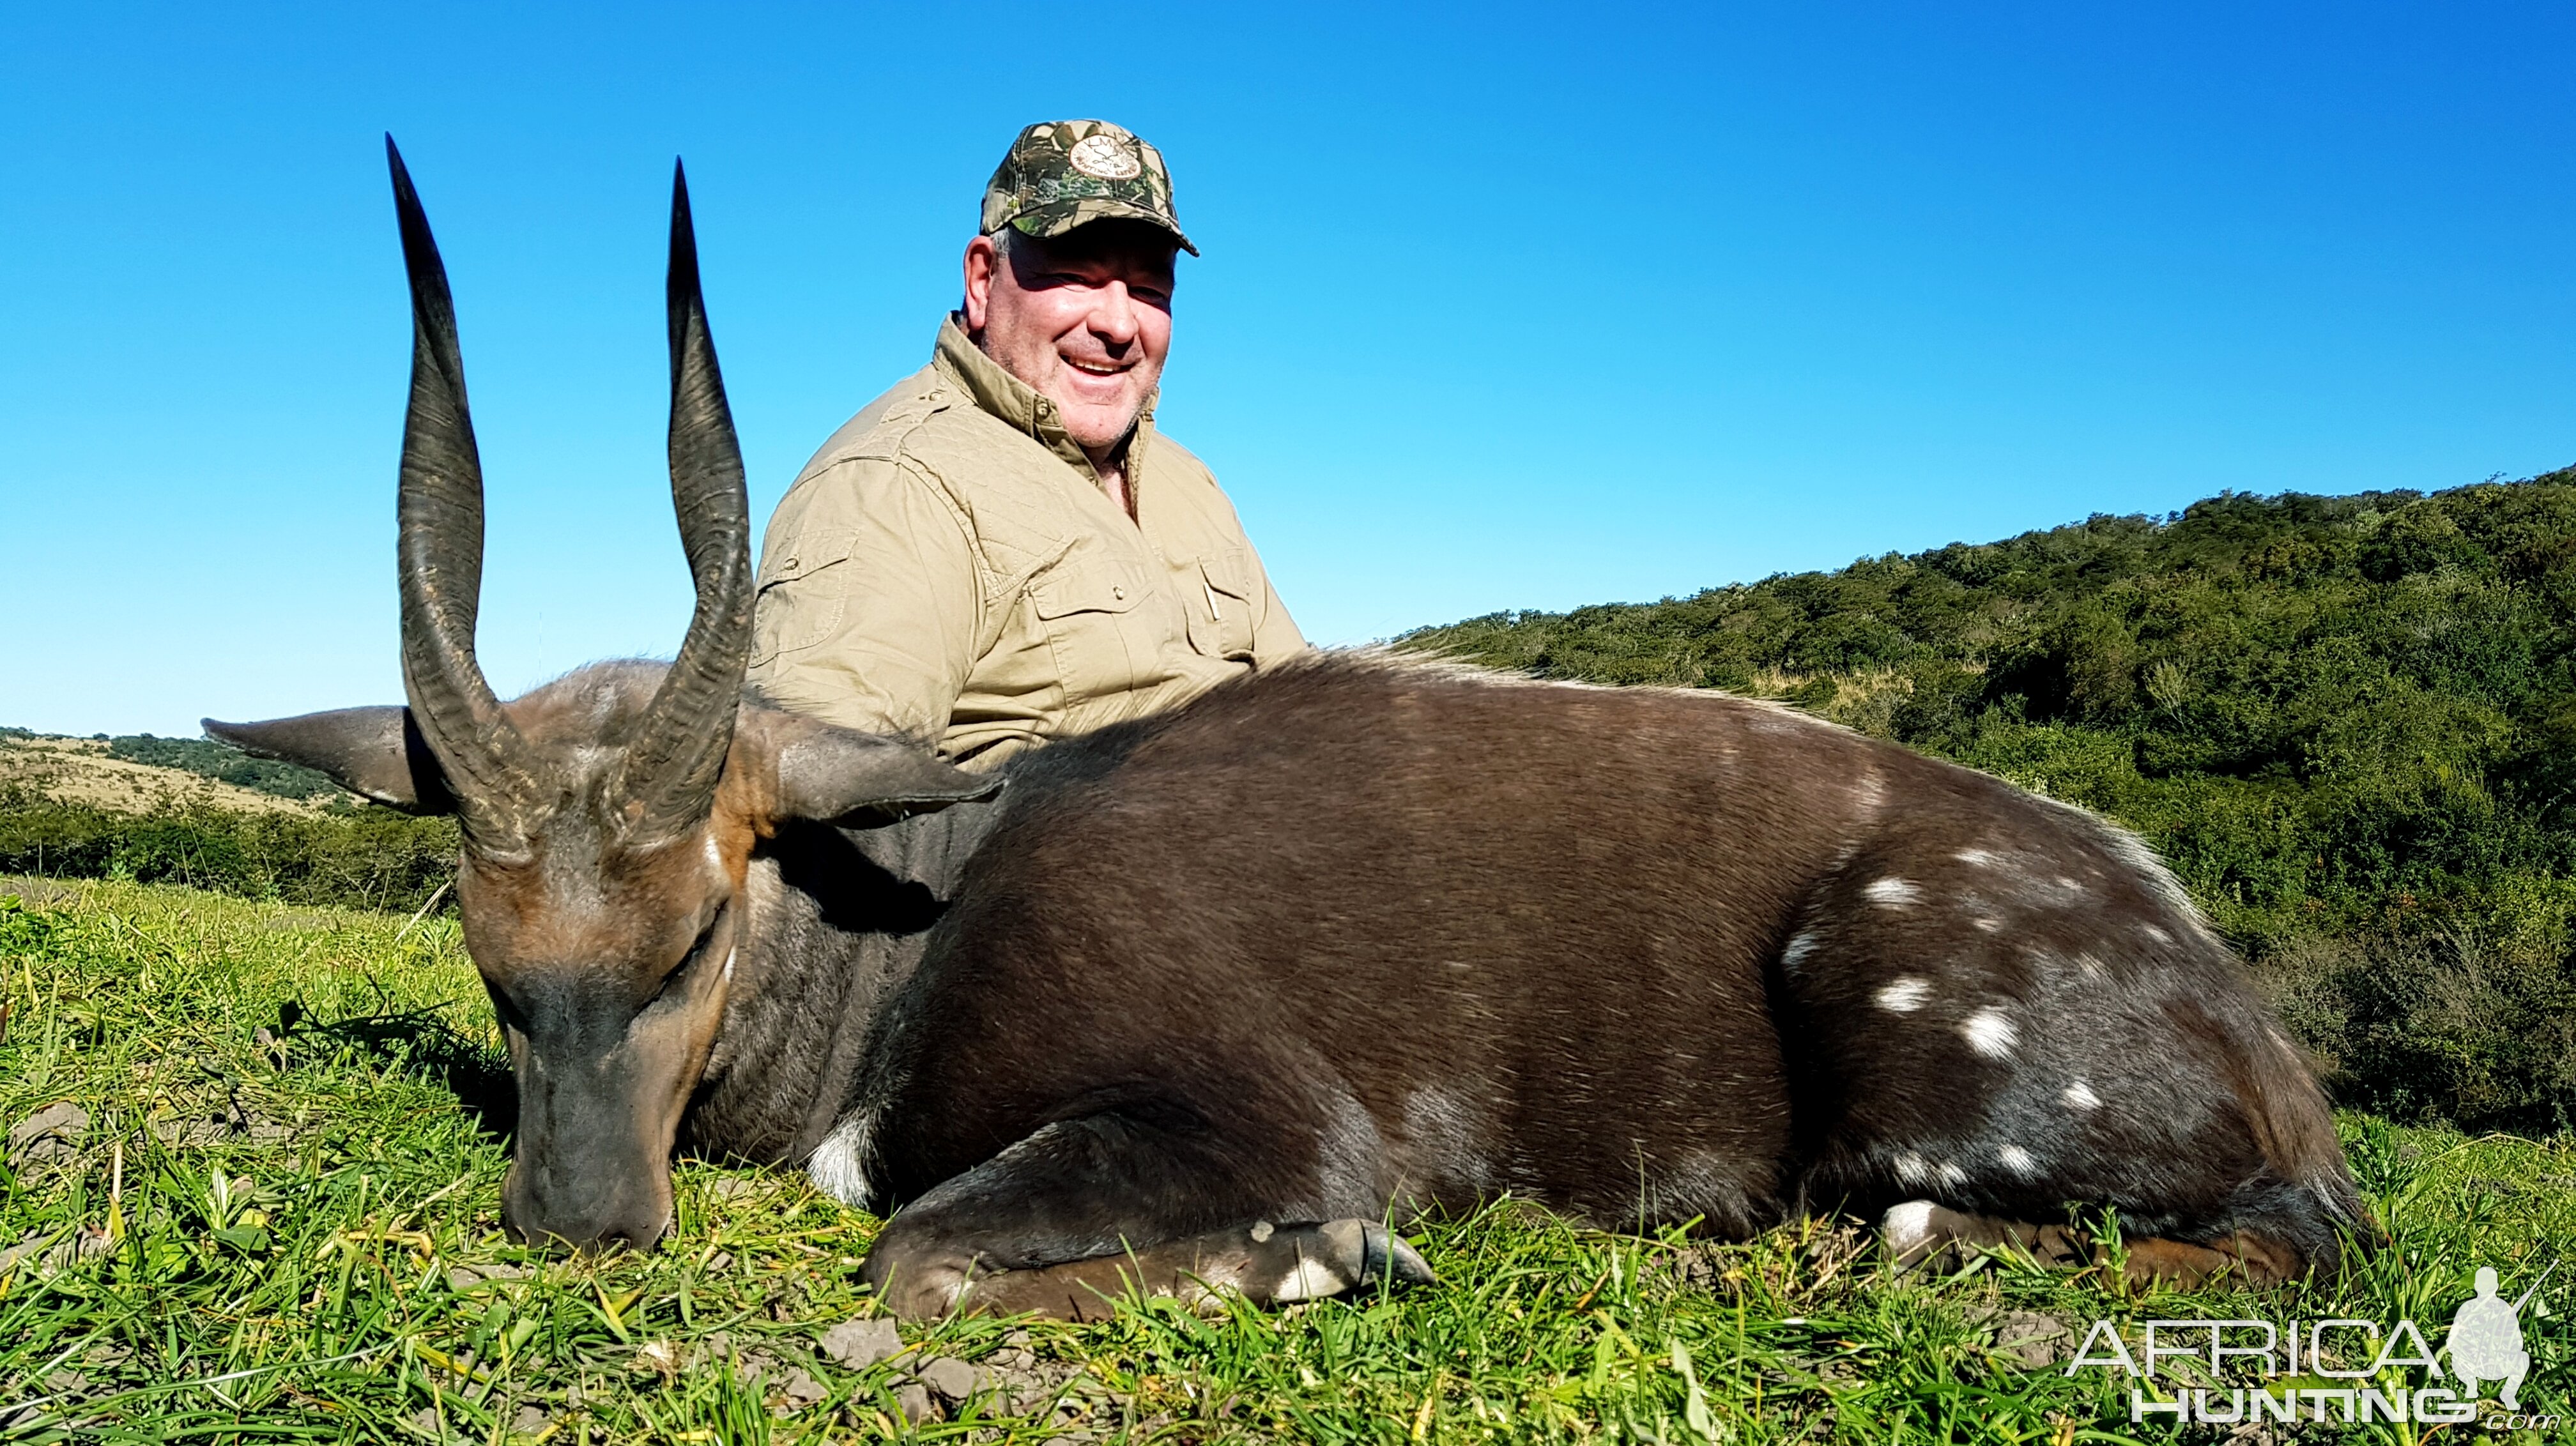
[748, 120, 1304, 768]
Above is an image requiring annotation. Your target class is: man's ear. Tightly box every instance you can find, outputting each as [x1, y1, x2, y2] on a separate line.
[753, 713, 1001, 825]
[202, 707, 457, 813]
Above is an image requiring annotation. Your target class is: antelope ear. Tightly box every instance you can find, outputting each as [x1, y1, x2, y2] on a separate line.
[757, 715, 1000, 825]
[203, 707, 458, 814]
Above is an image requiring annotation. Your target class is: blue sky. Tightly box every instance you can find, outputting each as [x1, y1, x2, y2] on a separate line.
[3, 3, 2570, 736]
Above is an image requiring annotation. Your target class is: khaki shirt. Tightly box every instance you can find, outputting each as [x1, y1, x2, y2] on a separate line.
[748, 317, 1304, 769]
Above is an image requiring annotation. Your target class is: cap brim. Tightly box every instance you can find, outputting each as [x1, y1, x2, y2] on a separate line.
[1008, 200, 1198, 257]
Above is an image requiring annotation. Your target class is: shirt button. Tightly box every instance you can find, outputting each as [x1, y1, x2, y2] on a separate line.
[1112, 585, 1127, 600]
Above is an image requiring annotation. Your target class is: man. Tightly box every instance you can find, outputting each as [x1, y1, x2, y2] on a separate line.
[748, 120, 1304, 769]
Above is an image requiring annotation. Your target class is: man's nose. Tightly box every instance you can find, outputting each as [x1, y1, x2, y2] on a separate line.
[1091, 282, 1140, 346]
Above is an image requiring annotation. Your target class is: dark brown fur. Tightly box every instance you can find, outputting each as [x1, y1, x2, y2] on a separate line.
[803, 653, 2366, 1313]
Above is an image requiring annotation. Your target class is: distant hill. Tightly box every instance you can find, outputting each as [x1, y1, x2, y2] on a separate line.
[1406, 467, 2576, 1127]
[0, 729, 454, 916]
[0, 730, 335, 815]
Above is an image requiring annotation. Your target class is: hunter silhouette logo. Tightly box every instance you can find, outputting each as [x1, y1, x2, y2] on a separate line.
[2066, 1261, 2558, 1428]
[2448, 1263, 2549, 1410]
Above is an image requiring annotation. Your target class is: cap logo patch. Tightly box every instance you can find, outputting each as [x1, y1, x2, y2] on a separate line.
[1068, 134, 1142, 181]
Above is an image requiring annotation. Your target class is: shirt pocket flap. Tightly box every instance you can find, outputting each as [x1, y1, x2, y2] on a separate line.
[1199, 552, 1255, 610]
[1189, 551, 1260, 660]
[1029, 561, 1148, 620]
[751, 531, 859, 664]
[760, 531, 857, 589]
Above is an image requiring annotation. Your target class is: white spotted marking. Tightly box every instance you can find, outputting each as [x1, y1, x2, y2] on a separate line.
[1882, 1199, 1938, 1254]
[1273, 1256, 1349, 1302]
[2142, 924, 2172, 945]
[1961, 1007, 2018, 1059]
[2062, 1080, 2101, 1111]
[1875, 977, 1933, 1014]
[1851, 772, 1887, 816]
[1997, 1144, 2039, 1176]
[1248, 1220, 1275, 1243]
[2073, 952, 2108, 979]
[1781, 930, 1820, 973]
[1970, 915, 2002, 933]
[1892, 1153, 1965, 1191]
[1954, 848, 1998, 867]
[1866, 877, 1924, 908]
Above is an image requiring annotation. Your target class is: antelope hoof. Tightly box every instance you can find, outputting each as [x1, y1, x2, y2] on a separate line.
[1278, 1219, 1437, 1301]
[1882, 1200, 2085, 1272]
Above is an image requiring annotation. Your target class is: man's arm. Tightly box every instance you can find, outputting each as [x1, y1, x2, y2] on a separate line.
[747, 457, 984, 745]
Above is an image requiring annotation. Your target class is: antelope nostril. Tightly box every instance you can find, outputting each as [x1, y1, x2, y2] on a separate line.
[594, 1217, 669, 1254]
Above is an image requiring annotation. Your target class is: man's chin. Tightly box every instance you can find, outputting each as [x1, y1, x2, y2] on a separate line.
[1055, 403, 1145, 456]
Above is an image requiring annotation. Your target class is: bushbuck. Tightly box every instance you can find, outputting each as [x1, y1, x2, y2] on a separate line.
[211, 144, 2368, 1320]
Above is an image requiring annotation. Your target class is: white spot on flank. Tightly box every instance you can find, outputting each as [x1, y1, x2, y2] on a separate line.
[1934, 1161, 1967, 1187]
[1893, 1152, 1930, 1186]
[2142, 924, 2173, 945]
[1954, 848, 1998, 867]
[1997, 1144, 2039, 1176]
[1852, 773, 1887, 816]
[2073, 952, 2108, 979]
[1273, 1256, 1348, 1302]
[1781, 930, 1820, 973]
[2062, 1080, 2101, 1111]
[1971, 915, 2002, 933]
[1961, 1007, 2018, 1059]
[1875, 977, 1933, 1013]
[1882, 1199, 1938, 1254]
[1866, 877, 1923, 907]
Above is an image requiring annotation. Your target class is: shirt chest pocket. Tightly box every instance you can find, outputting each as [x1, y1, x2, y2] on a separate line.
[749, 535, 857, 667]
[1027, 559, 1154, 705]
[1187, 552, 1259, 662]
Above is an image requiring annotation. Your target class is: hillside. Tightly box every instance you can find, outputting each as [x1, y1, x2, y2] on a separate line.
[1406, 467, 2576, 1127]
[0, 729, 456, 915]
[0, 730, 332, 816]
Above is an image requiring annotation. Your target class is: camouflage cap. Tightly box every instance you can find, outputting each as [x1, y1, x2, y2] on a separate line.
[980, 119, 1197, 256]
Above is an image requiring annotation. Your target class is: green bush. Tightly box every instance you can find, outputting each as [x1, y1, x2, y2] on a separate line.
[0, 786, 456, 914]
[1406, 468, 2576, 1130]
[103, 732, 341, 800]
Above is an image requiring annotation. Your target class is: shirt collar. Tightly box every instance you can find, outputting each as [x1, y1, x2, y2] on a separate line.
[932, 314, 1155, 484]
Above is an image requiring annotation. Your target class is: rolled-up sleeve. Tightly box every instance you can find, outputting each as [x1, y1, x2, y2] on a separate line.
[747, 457, 983, 745]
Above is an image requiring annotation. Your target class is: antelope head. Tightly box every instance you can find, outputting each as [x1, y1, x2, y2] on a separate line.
[208, 142, 992, 1249]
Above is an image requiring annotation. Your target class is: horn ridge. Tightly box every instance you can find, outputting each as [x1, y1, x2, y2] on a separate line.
[614, 157, 754, 841]
[386, 136, 542, 849]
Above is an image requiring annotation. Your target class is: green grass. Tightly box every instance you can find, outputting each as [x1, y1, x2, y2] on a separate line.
[3, 878, 2572, 1443]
